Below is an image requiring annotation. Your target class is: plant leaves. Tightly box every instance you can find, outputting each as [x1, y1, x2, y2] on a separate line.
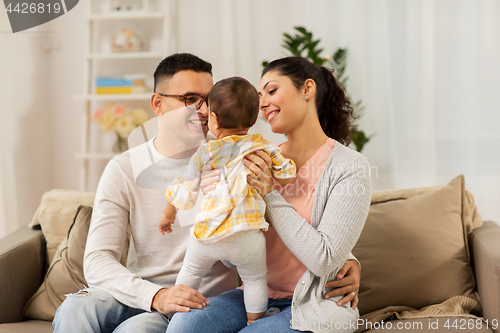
[266, 27, 369, 151]
[295, 26, 307, 34]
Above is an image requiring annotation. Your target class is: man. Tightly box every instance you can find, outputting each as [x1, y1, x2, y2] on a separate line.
[53, 53, 359, 333]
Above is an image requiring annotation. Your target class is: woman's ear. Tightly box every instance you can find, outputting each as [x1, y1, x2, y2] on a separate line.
[303, 79, 316, 99]
[151, 93, 163, 116]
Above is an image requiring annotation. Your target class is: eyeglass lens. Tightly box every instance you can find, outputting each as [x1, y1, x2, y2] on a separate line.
[185, 95, 204, 110]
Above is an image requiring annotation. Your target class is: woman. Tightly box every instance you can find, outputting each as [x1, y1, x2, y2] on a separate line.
[167, 57, 371, 333]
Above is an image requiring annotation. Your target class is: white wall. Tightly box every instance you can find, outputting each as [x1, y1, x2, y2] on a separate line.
[0, 10, 52, 236]
[46, 4, 86, 191]
[0, 3, 86, 237]
[171, 0, 500, 225]
[1, 0, 499, 238]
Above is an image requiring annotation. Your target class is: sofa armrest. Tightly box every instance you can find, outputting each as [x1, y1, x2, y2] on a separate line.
[0, 226, 45, 324]
[469, 221, 500, 333]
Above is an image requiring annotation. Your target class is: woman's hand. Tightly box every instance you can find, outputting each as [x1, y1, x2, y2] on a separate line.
[324, 260, 360, 309]
[199, 164, 220, 195]
[244, 150, 274, 197]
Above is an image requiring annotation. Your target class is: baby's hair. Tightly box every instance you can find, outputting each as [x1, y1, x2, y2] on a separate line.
[207, 77, 259, 129]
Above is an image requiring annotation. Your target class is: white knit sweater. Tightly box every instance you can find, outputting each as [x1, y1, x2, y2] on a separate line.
[263, 141, 372, 333]
[83, 138, 238, 312]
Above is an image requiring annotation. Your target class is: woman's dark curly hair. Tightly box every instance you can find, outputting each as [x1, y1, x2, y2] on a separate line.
[262, 57, 354, 145]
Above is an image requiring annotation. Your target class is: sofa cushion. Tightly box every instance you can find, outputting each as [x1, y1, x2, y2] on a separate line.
[361, 317, 492, 332]
[30, 189, 95, 263]
[0, 227, 45, 324]
[23, 205, 92, 321]
[353, 175, 481, 316]
[0, 320, 54, 333]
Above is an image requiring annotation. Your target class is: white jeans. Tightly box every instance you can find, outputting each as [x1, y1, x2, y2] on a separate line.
[176, 229, 268, 314]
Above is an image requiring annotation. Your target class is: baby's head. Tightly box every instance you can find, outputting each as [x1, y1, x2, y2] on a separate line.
[207, 77, 259, 136]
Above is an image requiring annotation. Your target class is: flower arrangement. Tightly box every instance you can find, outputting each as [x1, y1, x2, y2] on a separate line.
[93, 103, 149, 152]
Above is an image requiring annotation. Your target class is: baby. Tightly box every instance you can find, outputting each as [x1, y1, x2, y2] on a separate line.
[159, 76, 296, 324]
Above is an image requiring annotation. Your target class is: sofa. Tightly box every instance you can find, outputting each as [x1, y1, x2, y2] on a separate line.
[0, 175, 499, 333]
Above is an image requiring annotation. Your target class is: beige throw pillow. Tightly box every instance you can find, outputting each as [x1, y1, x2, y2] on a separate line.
[24, 204, 131, 322]
[23, 205, 93, 321]
[353, 175, 481, 316]
[30, 189, 95, 263]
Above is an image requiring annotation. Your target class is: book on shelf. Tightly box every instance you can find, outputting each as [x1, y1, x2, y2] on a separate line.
[96, 86, 148, 94]
[95, 74, 148, 94]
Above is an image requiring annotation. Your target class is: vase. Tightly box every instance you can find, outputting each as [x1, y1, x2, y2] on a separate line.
[113, 133, 128, 153]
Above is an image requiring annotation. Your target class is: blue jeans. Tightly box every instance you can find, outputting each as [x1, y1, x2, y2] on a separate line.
[166, 289, 312, 333]
[52, 287, 168, 333]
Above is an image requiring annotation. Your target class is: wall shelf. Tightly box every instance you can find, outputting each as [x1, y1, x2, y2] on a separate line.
[88, 12, 164, 21]
[76, 0, 170, 190]
[76, 153, 119, 159]
[87, 52, 163, 59]
[75, 93, 152, 101]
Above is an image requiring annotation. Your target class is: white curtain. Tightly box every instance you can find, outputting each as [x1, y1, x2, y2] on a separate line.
[173, 0, 500, 223]
[0, 8, 18, 238]
[0, 10, 51, 238]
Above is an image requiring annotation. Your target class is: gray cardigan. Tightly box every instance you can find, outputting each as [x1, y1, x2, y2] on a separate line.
[263, 141, 372, 333]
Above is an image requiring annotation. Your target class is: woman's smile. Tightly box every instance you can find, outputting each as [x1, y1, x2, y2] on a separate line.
[267, 110, 280, 123]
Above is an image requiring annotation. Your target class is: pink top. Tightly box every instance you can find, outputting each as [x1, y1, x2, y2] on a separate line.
[265, 138, 335, 299]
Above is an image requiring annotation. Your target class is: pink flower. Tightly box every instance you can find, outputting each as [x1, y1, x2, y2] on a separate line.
[93, 109, 103, 120]
[112, 104, 126, 115]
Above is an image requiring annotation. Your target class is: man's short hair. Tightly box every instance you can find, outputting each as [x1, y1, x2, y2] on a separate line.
[153, 53, 212, 92]
[207, 77, 259, 129]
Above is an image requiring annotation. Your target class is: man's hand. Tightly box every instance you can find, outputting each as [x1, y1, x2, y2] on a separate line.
[151, 286, 209, 315]
[324, 259, 360, 309]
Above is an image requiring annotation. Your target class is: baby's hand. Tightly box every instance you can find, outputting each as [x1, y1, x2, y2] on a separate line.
[159, 222, 173, 235]
[158, 214, 175, 235]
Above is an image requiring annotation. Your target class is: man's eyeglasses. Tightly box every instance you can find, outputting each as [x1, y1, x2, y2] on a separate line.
[157, 93, 207, 110]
